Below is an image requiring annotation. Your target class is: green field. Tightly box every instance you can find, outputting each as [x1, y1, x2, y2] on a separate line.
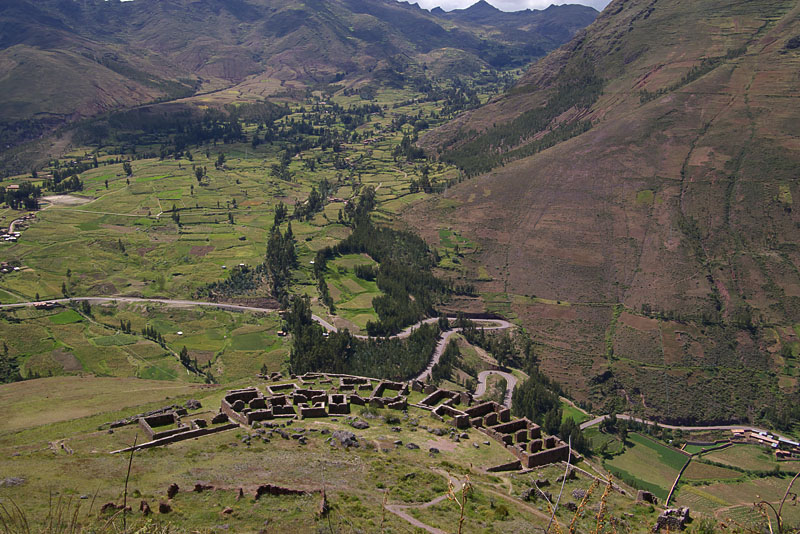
[561, 401, 591, 424]
[681, 459, 742, 481]
[701, 444, 791, 472]
[0, 302, 289, 383]
[0, 85, 470, 315]
[49, 309, 83, 324]
[605, 433, 688, 500]
[682, 443, 712, 454]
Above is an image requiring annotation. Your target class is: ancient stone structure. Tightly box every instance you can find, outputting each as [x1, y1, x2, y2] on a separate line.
[254, 484, 308, 499]
[654, 507, 691, 531]
[464, 401, 571, 468]
[637, 490, 658, 505]
[115, 371, 570, 471]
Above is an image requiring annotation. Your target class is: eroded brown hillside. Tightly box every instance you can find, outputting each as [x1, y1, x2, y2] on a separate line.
[410, 0, 800, 424]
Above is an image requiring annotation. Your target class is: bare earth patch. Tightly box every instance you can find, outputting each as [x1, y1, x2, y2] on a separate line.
[190, 245, 215, 257]
[619, 312, 659, 331]
[42, 195, 93, 206]
[51, 348, 83, 372]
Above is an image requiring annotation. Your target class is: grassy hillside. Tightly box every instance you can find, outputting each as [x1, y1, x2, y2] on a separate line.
[409, 0, 800, 424]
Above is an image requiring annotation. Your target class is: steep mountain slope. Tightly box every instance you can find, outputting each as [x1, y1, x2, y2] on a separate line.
[0, 0, 597, 128]
[411, 0, 800, 424]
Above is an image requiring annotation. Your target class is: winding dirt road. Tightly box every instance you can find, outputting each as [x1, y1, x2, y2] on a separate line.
[413, 319, 512, 382]
[474, 370, 518, 408]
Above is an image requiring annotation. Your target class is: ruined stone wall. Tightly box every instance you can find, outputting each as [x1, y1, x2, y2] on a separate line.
[464, 401, 500, 418]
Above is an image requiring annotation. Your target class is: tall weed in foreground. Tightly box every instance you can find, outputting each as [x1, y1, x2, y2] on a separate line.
[0, 498, 176, 534]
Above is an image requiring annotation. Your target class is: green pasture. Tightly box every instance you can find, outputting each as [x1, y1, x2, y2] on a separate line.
[700, 443, 791, 472]
[561, 401, 591, 424]
[0, 302, 288, 383]
[605, 432, 688, 500]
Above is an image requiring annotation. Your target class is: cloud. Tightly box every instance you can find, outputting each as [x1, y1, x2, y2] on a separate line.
[407, 0, 612, 12]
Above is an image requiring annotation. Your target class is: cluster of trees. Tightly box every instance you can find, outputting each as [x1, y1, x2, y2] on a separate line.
[45, 175, 83, 193]
[118, 319, 133, 333]
[292, 179, 333, 221]
[179, 346, 201, 374]
[0, 343, 22, 384]
[442, 60, 603, 176]
[431, 339, 459, 384]
[75, 104, 289, 156]
[459, 320, 533, 369]
[512, 364, 590, 454]
[1, 182, 41, 210]
[393, 134, 425, 161]
[314, 197, 448, 335]
[353, 264, 376, 281]
[265, 222, 297, 304]
[49, 158, 96, 180]
[196, 264, 267, 301]
[408, 166, 437, 194]
[286, 296, 440, 379]
[141, 324, 165, 344]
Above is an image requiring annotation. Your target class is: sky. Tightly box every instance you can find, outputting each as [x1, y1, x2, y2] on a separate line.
[407, 0, 612, 12]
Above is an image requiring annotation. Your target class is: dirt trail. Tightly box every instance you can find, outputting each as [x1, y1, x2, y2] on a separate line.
[474, 370, 517, 408]
[384, 473, 464, 534]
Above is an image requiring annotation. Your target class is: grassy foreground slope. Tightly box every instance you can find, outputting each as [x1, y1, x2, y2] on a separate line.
[410, 0, 800, 424]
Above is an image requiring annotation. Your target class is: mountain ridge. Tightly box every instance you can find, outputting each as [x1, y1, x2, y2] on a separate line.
[0, 0, 597, 128]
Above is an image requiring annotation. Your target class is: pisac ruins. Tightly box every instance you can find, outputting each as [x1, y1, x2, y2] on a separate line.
[113, 372, 573, 471]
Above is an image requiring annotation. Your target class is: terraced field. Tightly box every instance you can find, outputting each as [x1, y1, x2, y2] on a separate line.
[604, 433, 688, 500]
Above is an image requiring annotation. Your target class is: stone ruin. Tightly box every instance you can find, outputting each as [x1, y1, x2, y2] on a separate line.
[637, 490, 658, 505]
[112, 372, 571, 471]
[414, 390, 572, 469]
[217, 374, 571, 470]
[138, 411, 190, 441]
[111, 402, 237, 454]
[221, 376, 411, 424]
[654, 507, 691, 531]
[221, 387, 296, 425]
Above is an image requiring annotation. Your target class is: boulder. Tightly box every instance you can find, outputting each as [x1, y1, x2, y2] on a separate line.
[349, 419, 370, 430]
[166, 483, 179, 499]
[332, 430, 359, 448]
[185, 399, 202, 410]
